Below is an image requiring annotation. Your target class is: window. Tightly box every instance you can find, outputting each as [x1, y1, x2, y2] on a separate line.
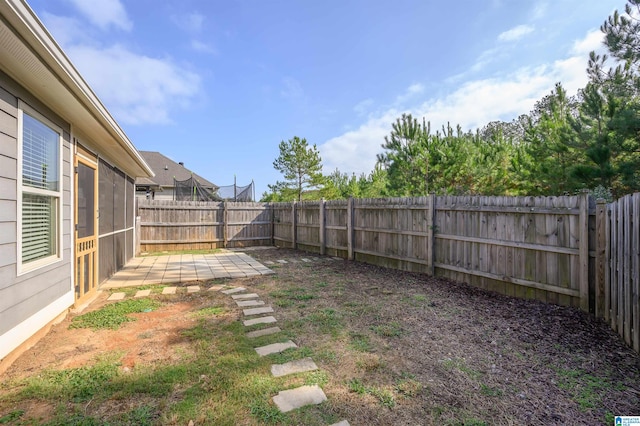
[18, 103, 62, 272]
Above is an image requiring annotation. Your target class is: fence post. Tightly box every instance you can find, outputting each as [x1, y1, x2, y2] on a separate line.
[270, 203, 275, 247]
[347, 197, 354, 260]
[426, 193, 435, 276]
[292, 201, 297, 250]
[595, 198, 607, 318]
[319, 198, 326, 256]
[223, 201, 228, 248]
[135, 215, 141, 256]
[579, 190, 590, 312]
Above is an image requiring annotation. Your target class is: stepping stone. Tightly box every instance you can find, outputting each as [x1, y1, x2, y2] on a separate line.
[236, 300, 265, 307]
[231, 293, 259, 300]
[264, 260, 275, 265]
[107, 292, 125, 301]
[243, 316, 277, 326]
[243, 306, 274, 316]
[222, 287, 246, 295]
[301, 258, 311, 263]
[187, 285, 200, 293]
[272, 385, 327, 413]
[255, 340, 297, 356]
[246, 327, 281, 338]
[208, 285, 224, 291]
[134, 290, 151, 298]
[312, 257, 320, 261]
[329, 421, 350, 426]
[277, 260, 288, 264]
[162, 287, 177, 295]
[271, 357, 318, 377]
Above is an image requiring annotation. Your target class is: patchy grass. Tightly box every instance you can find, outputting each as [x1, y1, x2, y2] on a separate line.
[2, 248, 639, 426]
[69, 299, 161, 330]
[190, 306, 227, 318]
[555, 368, 620, 411]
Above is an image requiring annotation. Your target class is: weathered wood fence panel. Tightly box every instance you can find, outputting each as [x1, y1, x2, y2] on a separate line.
[353, 197, 431, 273]
[272, 202, 294, 249]
[599, 193, 640, 352]
[137, 200, 270, 251]
[433, 194, 588, 308]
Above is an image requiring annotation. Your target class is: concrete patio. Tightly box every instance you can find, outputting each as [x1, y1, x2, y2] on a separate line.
[100, 251, 274, 289]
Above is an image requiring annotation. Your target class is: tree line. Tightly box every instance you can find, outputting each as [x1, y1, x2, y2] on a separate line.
[262, 1, 640, 202]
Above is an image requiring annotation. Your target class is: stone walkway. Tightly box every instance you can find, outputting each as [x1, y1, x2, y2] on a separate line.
[101, 251, 273, 289]
[218, 283, 350, 425]
[104, 254, 349, 424]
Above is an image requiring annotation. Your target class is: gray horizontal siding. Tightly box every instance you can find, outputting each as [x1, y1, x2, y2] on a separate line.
[0, 72, 72, 340]
[0, 275, 70, 335]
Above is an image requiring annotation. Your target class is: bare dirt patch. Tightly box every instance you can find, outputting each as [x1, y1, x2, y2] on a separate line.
[249, 248, 640, 425]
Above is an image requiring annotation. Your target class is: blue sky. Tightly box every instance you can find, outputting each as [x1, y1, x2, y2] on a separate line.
[27, 0, 622, 197]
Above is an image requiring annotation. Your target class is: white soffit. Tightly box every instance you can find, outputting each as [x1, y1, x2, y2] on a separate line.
[0, 0, 153, 178]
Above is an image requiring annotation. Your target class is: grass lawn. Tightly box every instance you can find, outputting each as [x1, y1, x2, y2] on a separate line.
[1, 248, 638, 425]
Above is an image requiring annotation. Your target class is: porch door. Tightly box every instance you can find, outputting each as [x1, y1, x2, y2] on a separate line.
[74, 147, 98, 305]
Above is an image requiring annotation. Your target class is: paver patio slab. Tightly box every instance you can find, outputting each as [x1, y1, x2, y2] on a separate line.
[134, 290, 151, 298]
[272, 385, 327, 412]
[102, 252, 273, 289]
[255, 340, 297, 356]
[107, 292, 125, 301]
[246, 327, 281, 338]
[221, 287, 246, 294]
[243, 306, 274, 316]
[236, 300, 265, 307]
[162, 287, 177, 295]
[271, 357, 318, 377]
[231, 293, 259, 300]
[243, 316, 277, 326]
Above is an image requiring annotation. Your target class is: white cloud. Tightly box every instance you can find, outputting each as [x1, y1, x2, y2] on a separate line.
[191, 40, 217, 55]
[67, 44, 201, 125]
[532, 2, 548, 20]
[320, 109, 401, 175]
[41, 12, 90, 46]
[354, 98, 374, 116]
[66, 0, 132, 31]
[498, 24, 534, 42]
[172, 12, 206, 33]
[280, 77, 304, 100]
[571, 29, 604, 55]
[318, 30, 600, 176]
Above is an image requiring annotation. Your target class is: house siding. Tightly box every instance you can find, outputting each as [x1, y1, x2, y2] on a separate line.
[0, 72, 73, 359]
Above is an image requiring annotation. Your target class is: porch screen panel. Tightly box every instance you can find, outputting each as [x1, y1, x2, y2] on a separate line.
[126, 177, 134, 228]
[99, 159, 114, 235]
[114, 168, 125, 231]
[99, 234, 114, 283]
[76, 162, 95, 238]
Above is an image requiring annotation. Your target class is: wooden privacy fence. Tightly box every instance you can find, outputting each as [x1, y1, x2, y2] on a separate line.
[136, 194, 639, 353]
[597, 193, 639, 353]
[136, 200, 271, 252]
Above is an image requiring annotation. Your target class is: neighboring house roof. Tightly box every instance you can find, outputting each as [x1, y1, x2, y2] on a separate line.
[0, 0, 153, 178]
[137, 151, 217, 189]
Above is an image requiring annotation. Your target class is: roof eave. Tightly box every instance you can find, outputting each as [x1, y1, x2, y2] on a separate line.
[0, 0, 153, 178]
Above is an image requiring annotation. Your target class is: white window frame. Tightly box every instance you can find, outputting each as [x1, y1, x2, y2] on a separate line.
[16, 100, 64, 275]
